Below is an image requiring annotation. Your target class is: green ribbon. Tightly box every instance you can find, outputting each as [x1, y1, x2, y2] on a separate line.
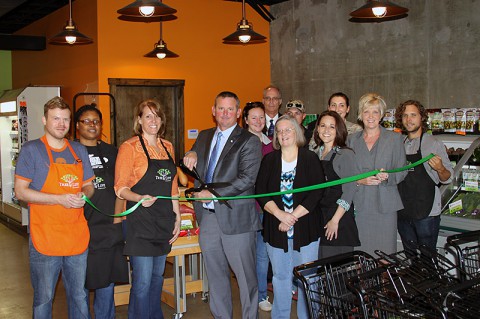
[83, 153, 435, 217]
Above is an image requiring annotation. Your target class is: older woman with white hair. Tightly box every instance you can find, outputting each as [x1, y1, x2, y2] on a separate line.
[346, 93, 407, 255]
[256, 114, 325, 319]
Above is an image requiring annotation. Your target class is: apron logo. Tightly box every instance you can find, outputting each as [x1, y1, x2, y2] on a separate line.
[93, 176, 106, 190]
[406, 160, 415, 172]
[156, 168, 172, 182]
[59, 174, 80, 188]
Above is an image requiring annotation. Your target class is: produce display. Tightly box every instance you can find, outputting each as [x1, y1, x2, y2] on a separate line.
[443, 191, 480, 219]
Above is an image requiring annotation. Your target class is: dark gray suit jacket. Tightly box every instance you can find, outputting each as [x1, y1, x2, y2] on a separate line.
[191, 125, 262, 235]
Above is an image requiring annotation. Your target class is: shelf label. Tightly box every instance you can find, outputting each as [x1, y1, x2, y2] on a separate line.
[464, 180, 479, 192]
[449, 199, 463, 215]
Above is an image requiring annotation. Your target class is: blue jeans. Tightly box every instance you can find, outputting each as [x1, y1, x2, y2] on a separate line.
[128, 255, 167, 319]
[29, 238, 89, 319]
[85, 283, 115, 319]
[266, 239, 319, 319]
[256, 213, 269, 302]
[397, 215, 441, 252]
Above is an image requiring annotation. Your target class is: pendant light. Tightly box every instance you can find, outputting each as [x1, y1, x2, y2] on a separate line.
[144, 21, 179, 59]
[117, 0, 176, 18]
[223, 0, 266, 45]
[350, 0, 408, 19]
[49, 0, 93, 45]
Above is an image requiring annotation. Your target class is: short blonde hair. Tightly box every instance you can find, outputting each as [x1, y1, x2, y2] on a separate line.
[357, 93, 387, 120]
[272, 115, 306, 150]
[44, 96, 70, 117]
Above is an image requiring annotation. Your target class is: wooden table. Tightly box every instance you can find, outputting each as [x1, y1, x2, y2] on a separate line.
[114, 235, 208, 318]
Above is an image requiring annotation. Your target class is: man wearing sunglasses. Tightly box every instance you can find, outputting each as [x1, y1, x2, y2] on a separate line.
[285, 99, 315, 146]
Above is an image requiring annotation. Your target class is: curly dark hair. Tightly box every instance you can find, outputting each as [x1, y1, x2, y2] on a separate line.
[74, 103, 102, 124]
[395, 100, 428, 133]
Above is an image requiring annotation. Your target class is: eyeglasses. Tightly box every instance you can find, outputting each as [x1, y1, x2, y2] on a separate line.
[263, 97, 281, 102]
[79, 119, 101, 126]
[276, 127, 295, 135]
[286, 102, 303, 109]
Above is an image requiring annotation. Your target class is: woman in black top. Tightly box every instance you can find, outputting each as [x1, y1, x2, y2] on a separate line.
[310, 111, 360, 259]
[75, 104, 129, 319]
[256, 115, 325, 319]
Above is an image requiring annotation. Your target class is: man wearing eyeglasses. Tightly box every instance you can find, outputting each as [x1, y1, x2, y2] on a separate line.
[262, 85, 283, 138]
[14, 96, 95, 318]
[75, 104, 129, 319]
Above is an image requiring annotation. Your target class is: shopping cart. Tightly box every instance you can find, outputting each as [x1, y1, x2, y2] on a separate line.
[373, 247, 480, 318]
[293, 251, 378, 319]
[447, 230, 480, 280]
[348, 265, 447, 318]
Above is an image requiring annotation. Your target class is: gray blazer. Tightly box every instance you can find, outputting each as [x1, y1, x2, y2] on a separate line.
[347, 126, 407, 214]
[191, 125, 262, 234]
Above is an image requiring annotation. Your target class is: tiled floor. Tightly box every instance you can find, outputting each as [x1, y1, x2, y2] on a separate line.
[0, 221, 296, 318]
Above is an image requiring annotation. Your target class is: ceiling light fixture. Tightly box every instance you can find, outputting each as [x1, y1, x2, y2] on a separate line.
[350, 0, 408, 20]
[117, 0, 177, 18]
[144, 22, 179, 59]
[223, 0, 266, 45]
[118, 14, 177, 23]
[49, 0, 93, 45]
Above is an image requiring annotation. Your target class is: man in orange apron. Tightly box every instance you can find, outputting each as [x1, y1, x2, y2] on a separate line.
[14, 96, 95, 319]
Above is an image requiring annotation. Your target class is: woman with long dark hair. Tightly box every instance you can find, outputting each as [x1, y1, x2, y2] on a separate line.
[310, 110, 360, 258]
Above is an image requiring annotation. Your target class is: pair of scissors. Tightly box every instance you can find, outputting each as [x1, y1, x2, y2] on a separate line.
[179, 160, 232, 209]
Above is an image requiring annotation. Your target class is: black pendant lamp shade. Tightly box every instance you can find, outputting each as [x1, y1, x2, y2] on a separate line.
[117, 0, 177, 17]
[49, 0, 93, 45]
[350, 0, 408, 19]
[118, 14, 177, 23]
[144, 22, 178, 59]
[144, 39, 179, 59]
[223, 19, 267, 44]
[223, 0, 266, 45]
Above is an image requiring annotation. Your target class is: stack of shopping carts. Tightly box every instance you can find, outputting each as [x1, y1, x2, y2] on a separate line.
[294, 230, 480, 319]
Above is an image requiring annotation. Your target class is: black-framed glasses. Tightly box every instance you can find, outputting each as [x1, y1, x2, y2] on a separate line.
[79, 119, 101, 125]
[286, 102, 303, 108]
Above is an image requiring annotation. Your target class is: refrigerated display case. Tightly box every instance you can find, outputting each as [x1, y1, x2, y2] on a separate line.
[438, 134, 480, 233]
[0, 86, 60, 226]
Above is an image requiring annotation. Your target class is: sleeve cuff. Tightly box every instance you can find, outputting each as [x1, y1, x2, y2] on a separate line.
[336, 199, 350, 211]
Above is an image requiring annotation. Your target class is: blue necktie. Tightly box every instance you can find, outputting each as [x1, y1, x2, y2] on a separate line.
[205, 132, 223, 183]
[267, 119, 275, 137]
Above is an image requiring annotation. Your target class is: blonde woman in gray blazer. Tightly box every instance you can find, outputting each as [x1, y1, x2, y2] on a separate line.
[346, 93, 407, 255]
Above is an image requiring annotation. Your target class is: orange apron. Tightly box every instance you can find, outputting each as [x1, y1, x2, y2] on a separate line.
[30, 136, 90, 256]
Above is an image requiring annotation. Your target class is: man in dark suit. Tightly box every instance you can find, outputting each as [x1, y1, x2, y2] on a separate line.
[183, 91, 262, 318]
[262, 85, 282, 138]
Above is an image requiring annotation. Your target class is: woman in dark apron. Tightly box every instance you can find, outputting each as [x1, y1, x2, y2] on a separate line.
[75, 105, 129, 319]
[114, 99, 181, 319]
[310, 111, 360, 259]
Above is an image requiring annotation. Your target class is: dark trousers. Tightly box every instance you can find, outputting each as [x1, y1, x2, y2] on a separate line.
[397, 215, 441, 252]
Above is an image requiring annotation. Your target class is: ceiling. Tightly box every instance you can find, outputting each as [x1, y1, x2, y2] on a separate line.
[0, 0, 288, 35]
[0, 0, 70, 34]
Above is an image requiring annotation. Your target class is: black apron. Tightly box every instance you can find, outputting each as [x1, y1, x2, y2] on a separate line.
[319, 152, 360, 246]
[84, 141, 129, 289]
[398, 134, 436, 220]
[124, 136, 177, 256]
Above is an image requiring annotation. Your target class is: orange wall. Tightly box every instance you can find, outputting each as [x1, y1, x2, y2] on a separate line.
[13, 0, 98, 106]
[96, 0, 271, 151]
[13, 0, 271, 152]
